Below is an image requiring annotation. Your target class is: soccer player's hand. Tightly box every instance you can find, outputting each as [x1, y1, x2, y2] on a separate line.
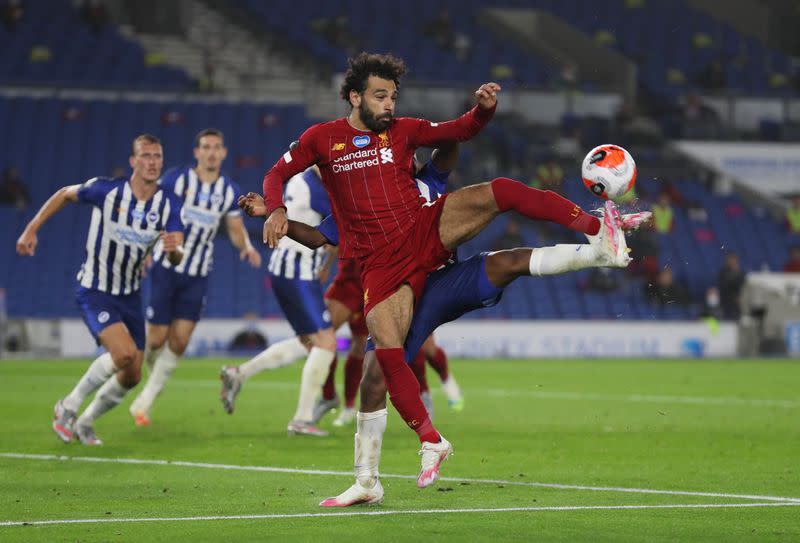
[15, 229, 37, 256]
[238, 192, 267, 217]
[264, 208, 288, 249]
[160, 231, 181, 253]
[475, 82, 501, 110]
[240, 246, 262, 268]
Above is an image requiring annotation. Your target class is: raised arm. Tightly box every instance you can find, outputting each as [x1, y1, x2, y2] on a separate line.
[408, 83, 500, 148]
[16, 184, 80, 256]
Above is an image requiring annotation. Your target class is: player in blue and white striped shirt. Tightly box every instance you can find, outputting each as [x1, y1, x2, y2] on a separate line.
[129, 129, 261, 426]
[221, 165, 337, 437]
[270, 166, 336, 435]
[16, 134, 185, 445]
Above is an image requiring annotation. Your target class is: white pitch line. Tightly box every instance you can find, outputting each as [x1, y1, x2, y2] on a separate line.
[1, 502, 798, 527]
[3, 452, 799, 504]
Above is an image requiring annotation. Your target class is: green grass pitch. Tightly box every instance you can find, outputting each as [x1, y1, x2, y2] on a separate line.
[1, 358, 798, 542]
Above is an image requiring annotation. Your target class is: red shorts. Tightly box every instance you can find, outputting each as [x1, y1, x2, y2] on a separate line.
[359, 195, 451, 316]
[324, 272, 368, 336]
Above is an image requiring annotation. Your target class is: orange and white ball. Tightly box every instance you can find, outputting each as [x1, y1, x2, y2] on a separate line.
[581, 144, 637, 201]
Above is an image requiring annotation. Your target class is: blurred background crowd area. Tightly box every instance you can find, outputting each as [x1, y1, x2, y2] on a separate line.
[1, 0, 799, 326]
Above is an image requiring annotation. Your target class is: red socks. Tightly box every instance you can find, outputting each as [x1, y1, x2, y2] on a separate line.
[491, 177, 600, 236]
[375, 348, 439, 443]
[425, 347, 449, 381]
[343, 354, 363, 408]
[410, 351, 429, 393]
[322, 355, 338, 401]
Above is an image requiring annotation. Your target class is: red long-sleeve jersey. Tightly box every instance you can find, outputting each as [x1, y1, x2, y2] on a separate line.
[263, 105, 495, 259]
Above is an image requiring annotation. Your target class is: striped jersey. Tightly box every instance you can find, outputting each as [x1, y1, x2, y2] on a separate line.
[267, 168, 331, 280]
[76, 177, 184, 295]
[153, 166, 241, 277]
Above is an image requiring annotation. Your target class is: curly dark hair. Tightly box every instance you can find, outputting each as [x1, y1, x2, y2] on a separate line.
[339, 52, 407, 104]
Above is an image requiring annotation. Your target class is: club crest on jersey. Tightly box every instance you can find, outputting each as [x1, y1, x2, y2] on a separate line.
[353, 135, 370, 148]
[377, 132, 390, 148]
[97, 311, 110, 324]
[210, 193, 223, 206]
[146, 210, 160, 224]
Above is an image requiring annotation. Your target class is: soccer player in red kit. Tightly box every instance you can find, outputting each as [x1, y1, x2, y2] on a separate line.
[262, 53, 605, 495]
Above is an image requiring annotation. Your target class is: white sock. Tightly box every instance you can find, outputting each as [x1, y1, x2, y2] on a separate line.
[441, 376, 462, 403]
[292, 347, 336, 423]
[62, 353, 116, 412]
[131, 346, 179, 414]
[239, 337, 307, 380]
[355, 409, 387, 489]
[528, 244, 601, 276]
[77, 376, 129, 425]
[144, 345, 163, 372]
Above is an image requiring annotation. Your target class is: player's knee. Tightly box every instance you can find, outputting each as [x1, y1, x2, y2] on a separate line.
[318, 334, 337, 352]
[502, 248, 531, 271]
[168, 336, 189, 356]
[146, 339, 164, 353]
[486, 248, 530, 286]
[118, 363, 141, 388]
[309, 328, 336, 352]
[112, 346, 137, 369]
[146, 326, 168, 351]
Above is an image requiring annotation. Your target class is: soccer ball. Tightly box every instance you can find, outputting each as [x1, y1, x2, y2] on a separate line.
[581, 144, 637, 201]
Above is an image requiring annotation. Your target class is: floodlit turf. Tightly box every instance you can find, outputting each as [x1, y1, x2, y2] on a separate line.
[1, 357, 799, 542]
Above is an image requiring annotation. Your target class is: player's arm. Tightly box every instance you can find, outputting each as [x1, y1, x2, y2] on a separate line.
[161, 193, 185, 266]
[226, 214, 261, 268]
[262, 129, 321, 248]
[286, 220, 328, 249]
[408, 83, 500, 148]
[15, 184, 80, 256]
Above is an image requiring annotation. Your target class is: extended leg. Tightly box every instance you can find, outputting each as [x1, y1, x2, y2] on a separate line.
[438, 179, 601, 250]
